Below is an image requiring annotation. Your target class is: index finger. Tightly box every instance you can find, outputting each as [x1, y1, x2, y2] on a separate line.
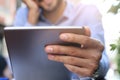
[60, 33, 103, 49]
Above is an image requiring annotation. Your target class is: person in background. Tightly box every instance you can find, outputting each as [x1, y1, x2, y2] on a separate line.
[0, 55, 7, 78]
[14, 0, 109, 79]
[0, 55, 13, 80]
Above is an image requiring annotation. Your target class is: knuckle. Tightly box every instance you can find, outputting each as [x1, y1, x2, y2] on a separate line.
[53, 46, 63, 53]
[98, 53, 102, 60]
[54, 46, 60, 52]
[69, 57, 75, 63]
[90, 52, 100, 61]
[90, 63, 98, 71]
[69, 34, 76, 41]
[69, 48, 77, 55]
[91, 50, 102, 61]
[56, 56, 64, 62]
[97, 41, 104, 52]
[68, 57, 78, 66]
[88, 59, 99, 70]
[99, 44, 104, 52]
[83, 37, 89, 45]
[86, 69, 94, 77]
[95, 51, 102, 61]
[91, 53, 98, 59]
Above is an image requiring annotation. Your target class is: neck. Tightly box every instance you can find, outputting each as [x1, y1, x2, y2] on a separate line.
[43, 1, 66, 24]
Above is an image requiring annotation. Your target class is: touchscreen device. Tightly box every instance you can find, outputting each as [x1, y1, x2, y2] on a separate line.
[4, 26, 85, 80]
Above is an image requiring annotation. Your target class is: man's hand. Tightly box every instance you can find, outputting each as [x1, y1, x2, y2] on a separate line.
[45, 27, 104, 77]
[23, 0, 40, 25]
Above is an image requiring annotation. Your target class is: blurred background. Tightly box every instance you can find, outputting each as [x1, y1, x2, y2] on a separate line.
[0, 0, 120, 80]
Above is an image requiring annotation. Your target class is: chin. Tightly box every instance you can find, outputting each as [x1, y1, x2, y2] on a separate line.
[43, 7, 56, 13]
[44, 10, 54, 13]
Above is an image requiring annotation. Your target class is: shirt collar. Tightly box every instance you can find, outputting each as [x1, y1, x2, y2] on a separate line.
[62, 0, 73, 19]
[39, 1, 73, 22]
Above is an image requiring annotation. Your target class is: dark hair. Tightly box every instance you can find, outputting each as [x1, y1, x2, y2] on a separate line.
[0, 55, 7, 77]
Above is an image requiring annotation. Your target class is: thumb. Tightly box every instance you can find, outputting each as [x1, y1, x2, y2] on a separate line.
[84, 26, 91, 37]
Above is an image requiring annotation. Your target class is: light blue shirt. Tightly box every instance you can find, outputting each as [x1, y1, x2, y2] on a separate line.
[14, 1, 109, 80]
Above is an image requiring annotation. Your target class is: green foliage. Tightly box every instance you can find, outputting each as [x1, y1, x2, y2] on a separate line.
[108, 1, 120, 14]
[110, 44, 117, 51]
[117, 54, 120, 74]
[117, 38, 120, 54]
[110, 37, 120, 74]
[108, 0, 120, 74]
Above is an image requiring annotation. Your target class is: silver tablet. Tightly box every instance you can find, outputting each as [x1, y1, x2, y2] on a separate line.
[4, 26, 85, 80]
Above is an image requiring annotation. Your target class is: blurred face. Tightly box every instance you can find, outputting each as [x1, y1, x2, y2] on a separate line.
[36, 0, 62, 12]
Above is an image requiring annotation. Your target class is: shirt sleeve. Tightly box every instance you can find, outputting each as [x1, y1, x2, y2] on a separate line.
[14, 7, 33, 26]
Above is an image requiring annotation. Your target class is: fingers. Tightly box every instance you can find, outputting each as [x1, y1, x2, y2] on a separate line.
[22, 0, 39, 9]
[47, 54, 98, 69]
[60, 33, 104, 50]
[45, 45, 82, 57]
[64, 64, 95, 77]
[84, 26, 91, 37]
[45, 45, 101, 60]
[45, 27, 102, 77]
[45, 44, 101, 77]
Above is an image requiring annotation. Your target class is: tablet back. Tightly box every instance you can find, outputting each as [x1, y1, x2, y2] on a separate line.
[4, 27, 84, 80]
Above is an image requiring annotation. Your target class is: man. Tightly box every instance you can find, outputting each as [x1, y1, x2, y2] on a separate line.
[14, 0, 109, 79]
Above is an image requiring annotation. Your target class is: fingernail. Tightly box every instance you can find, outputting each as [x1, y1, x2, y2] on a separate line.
[60, 34, 68, 40]
[46, 47, 53, 53]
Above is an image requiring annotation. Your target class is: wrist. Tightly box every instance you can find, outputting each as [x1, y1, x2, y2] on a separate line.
[29, 8, 39, 12]
[92, 63, 101, 79]
[28, 9, 40, 25]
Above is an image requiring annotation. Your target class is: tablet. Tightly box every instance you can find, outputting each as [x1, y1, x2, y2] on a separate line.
[4, 26, 85, 80]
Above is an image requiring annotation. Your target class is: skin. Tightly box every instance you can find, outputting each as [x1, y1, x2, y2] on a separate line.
[3, 66, 13, 80]
[0, 16, 5, 24]
[23, 0, 65, 24]
[23, 0, 104, 77]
